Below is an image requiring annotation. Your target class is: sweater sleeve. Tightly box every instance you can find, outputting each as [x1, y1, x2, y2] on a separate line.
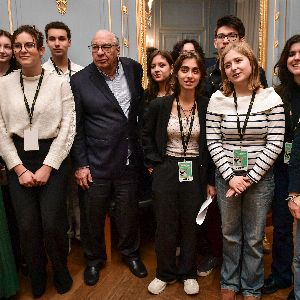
[0, 110, 23, 170]
[247, 105, 285, 183]
[206, 108, 234, 181]
[43, 80, 76, 169]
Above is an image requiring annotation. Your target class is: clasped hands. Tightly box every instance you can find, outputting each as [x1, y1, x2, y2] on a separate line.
[226, 175, 252, 198]
[75, 167, 93, 190]
[15, 164, 52, 187]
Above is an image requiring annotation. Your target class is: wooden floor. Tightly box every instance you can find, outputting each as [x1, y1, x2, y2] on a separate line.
[15, 213, 292, 300]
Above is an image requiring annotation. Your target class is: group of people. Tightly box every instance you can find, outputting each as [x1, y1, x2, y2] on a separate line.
[0, 14, 299, 300]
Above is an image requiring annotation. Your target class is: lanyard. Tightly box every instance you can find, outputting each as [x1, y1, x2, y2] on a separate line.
[176, 97, 196, 158]
[233, 90, 256, 140]
[50, 57, 71, 80]
[20, 68, 45, 128]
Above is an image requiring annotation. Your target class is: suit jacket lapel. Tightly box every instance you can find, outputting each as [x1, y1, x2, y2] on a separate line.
[163, 96, 174, 128]
[89, 63, 125, 115]
[160, 96, 174, 147]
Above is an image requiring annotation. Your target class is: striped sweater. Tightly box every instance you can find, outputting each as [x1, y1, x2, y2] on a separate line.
[206, 87, 285, 183]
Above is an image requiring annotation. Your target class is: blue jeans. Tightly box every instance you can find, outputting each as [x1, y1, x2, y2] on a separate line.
[270, 160, 293, 286]
[216, 170, 274, 297]
[294, 220, 300, 300]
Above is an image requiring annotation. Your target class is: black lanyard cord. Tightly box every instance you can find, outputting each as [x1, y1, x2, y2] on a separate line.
[20, 68, 45, 127]
[233, 90, 256, 140]
[50, 57, 71, 80]
[176, 97, 196, 157]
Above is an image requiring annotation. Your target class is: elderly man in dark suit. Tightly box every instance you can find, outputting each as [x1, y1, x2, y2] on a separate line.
[70, 29, 147, 286]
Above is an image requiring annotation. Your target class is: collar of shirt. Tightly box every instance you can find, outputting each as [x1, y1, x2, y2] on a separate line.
[43, 58, 82, 76]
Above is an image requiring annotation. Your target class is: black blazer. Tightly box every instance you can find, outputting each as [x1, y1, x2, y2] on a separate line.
[70, 57, 144, 179]
[142, 95, 215, 199]
[289, 122, 300, 192]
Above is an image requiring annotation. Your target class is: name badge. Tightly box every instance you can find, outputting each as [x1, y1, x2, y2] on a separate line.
[233, 149, 248, 171]
[24, 128, 39, 151]
[284, 142, 292, 164]
[178, 160, 193, 182]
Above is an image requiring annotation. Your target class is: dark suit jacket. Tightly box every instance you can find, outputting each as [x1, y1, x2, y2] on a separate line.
[289, 122, 300, 192]
[70, 57, 144, 179]
[142, 95, 215, 201]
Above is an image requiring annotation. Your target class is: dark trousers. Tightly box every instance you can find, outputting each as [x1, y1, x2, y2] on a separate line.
[152, 156, 203, 282]
[198, 197, 223, 258]
[79, 166, 140, 267]
[271, 160, 293, 286]
[2, 184, 21, 268]
[8, 137, 69, 274]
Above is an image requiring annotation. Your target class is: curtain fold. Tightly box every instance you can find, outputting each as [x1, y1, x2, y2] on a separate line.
[236, 0, 260, 57]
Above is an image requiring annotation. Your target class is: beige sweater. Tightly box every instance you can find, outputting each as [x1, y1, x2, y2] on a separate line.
[0, 69, 76, 170]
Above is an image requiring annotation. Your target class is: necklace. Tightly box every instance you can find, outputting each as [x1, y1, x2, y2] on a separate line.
[178, 103, 195, 125]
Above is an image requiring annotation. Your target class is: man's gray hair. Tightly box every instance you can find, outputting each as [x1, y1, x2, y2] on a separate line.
[113, 34, 120, 46]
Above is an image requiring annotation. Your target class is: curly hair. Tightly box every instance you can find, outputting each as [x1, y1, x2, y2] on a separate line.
[274, 35, 300, 106]
[172, 52, 206, 99]
[171, 39, 205, 63]
[12, 25, 44, 49]
[220, 42, 261, 96]
[145, 49, 173, 104]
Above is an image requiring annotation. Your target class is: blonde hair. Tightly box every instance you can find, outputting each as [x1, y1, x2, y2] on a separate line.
[220, 42, 261, 96]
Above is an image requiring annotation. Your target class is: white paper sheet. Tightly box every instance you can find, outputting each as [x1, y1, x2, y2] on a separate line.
[196, 196, 213, 225]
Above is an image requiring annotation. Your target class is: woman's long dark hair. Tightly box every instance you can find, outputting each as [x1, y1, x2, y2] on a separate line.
[171, 39, 205, 63]
[172, 52, 206, 99]
[275, 35, 300, 107]
[0, 29, 18, 71]
[146, 50, 173, 104]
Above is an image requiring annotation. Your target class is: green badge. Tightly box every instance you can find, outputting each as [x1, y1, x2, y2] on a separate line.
[233, 149, 248, 171]
[178, 161, 193, 182]
[284, 142, 292, 164]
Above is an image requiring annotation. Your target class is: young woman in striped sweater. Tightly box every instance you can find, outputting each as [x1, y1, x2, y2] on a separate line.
[206, 42, 285, 300]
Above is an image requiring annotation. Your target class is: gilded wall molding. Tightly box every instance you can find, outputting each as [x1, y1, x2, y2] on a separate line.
[56, 0, 68, 15]
[136, 0, 147, 88]
[7, 0, 13, 33]
[258, 0, 268, 69]
[108, 0, 112, 31]
[121, 0, 129, 56]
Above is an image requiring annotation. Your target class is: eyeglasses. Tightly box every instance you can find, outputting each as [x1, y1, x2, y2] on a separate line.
[215, 33, 238, 42]
[88, 43, 116, 53]
[13, 42, 36, 52]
